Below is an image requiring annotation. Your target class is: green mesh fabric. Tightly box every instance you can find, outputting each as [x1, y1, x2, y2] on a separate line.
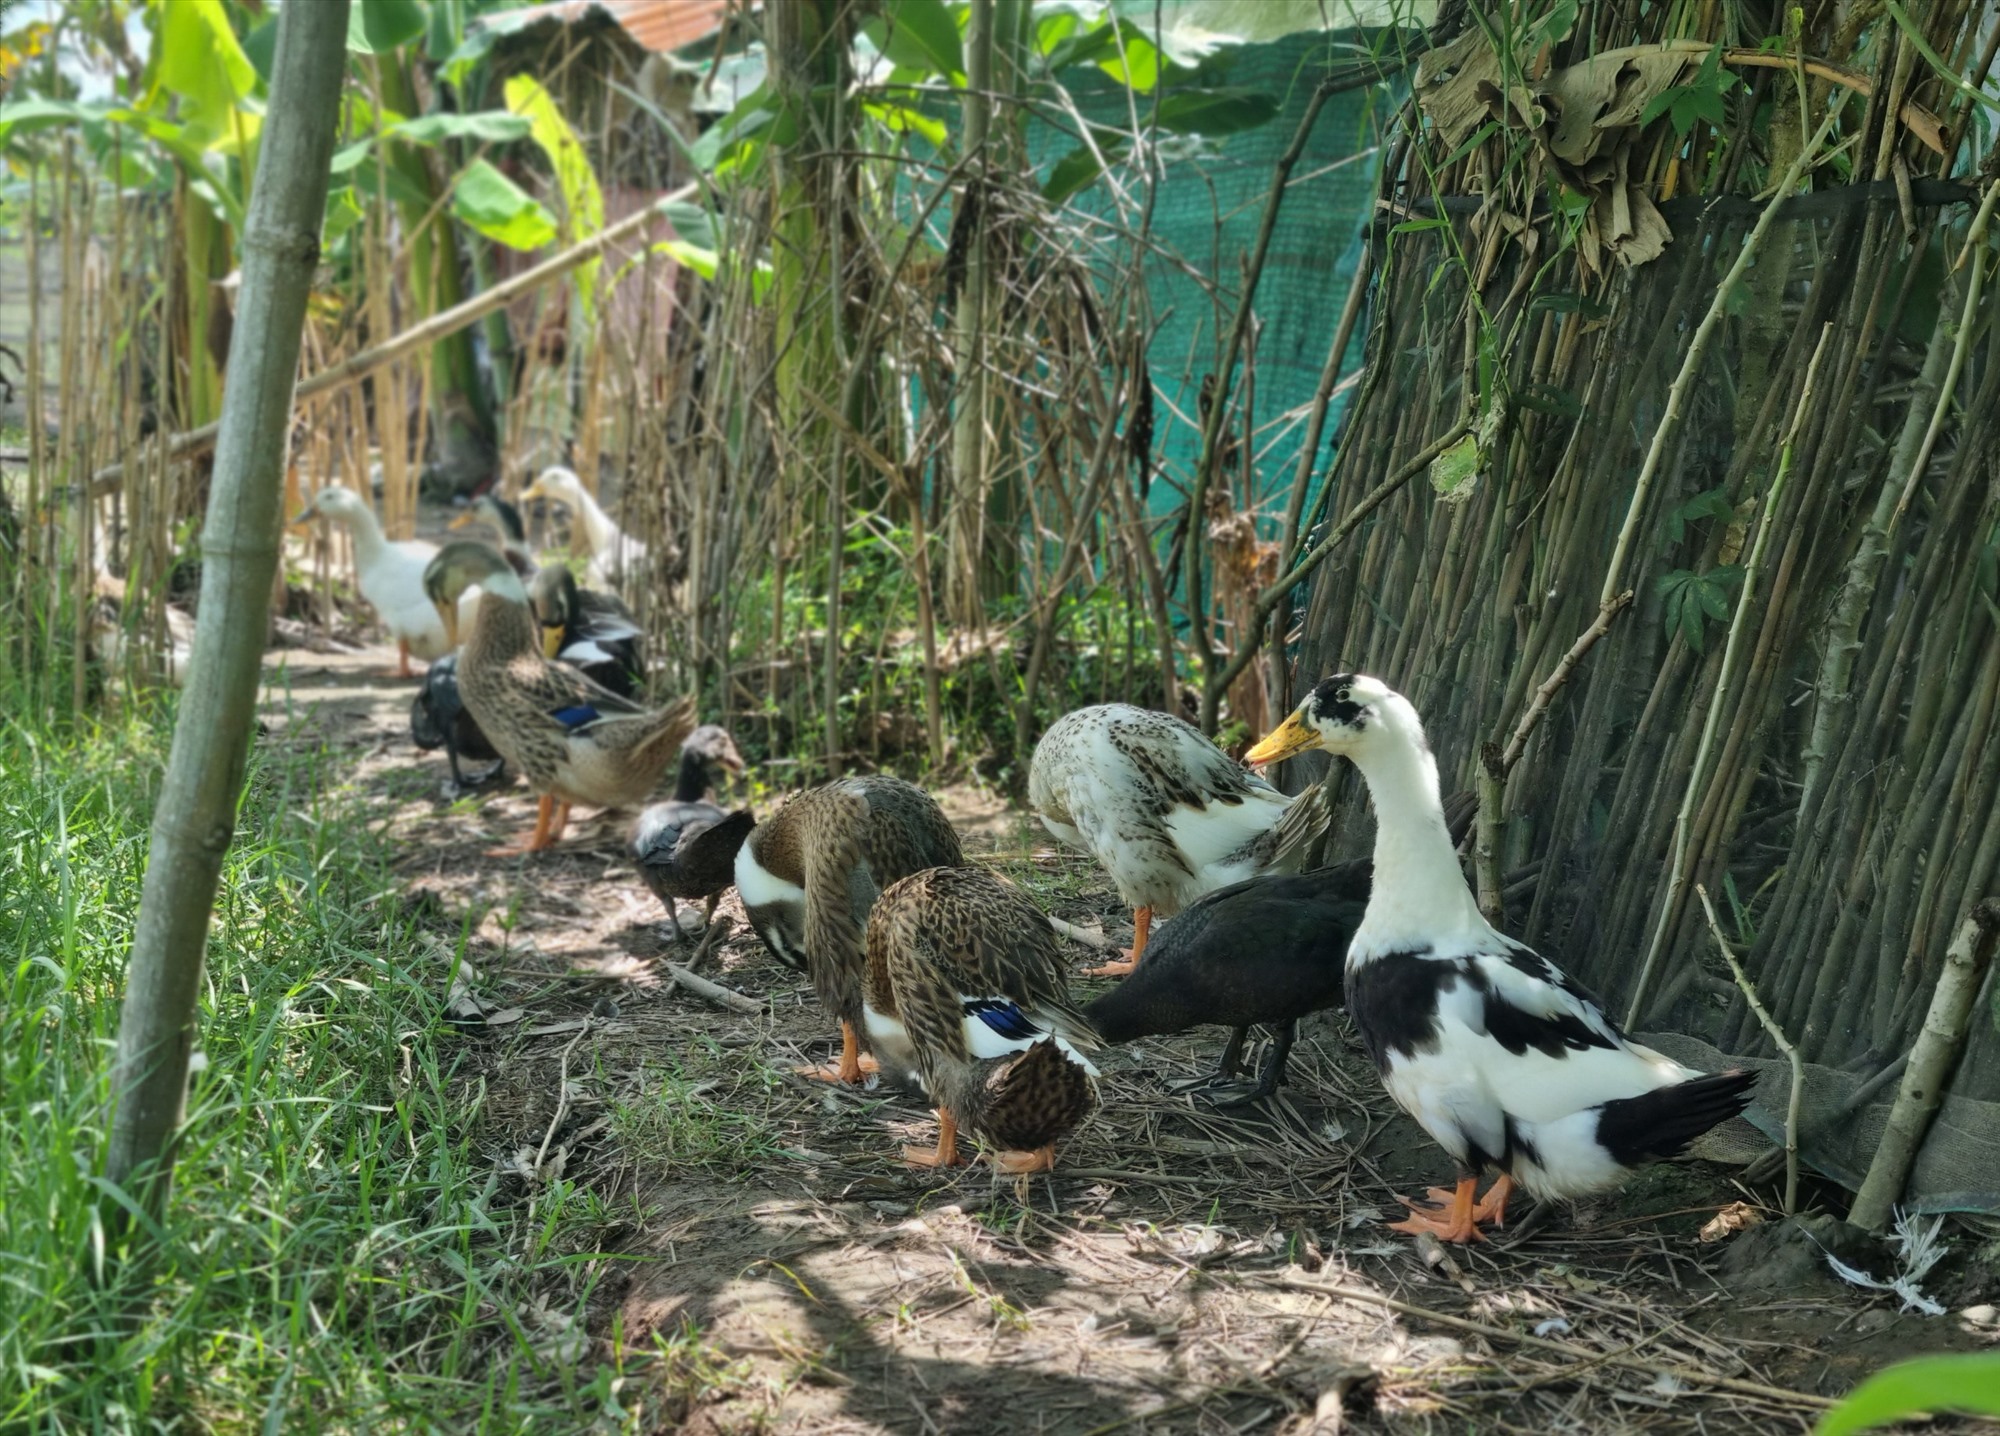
[1030, 32, 1403, 523]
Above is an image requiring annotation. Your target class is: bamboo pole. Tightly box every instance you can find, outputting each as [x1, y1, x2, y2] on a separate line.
[102, 0, 351, 1238]
[1849, 900, 2000, 1229]
[85, 182, 697, 499]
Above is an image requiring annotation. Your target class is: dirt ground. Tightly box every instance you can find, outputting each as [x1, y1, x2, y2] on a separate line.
[260, 645, 2000, 1435]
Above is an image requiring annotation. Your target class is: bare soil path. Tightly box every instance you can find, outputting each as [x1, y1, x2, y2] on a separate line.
[259, 646, 2000, 1435]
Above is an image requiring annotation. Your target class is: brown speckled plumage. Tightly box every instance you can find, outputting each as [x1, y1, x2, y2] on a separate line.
[429, 544, 695, 809]
[1028, 703, 1323, 918]
[865, 867, 1098, 1157]
[740, 776, 962, 1034]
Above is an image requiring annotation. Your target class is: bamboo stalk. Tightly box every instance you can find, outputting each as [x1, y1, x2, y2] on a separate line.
[1626, 325, 1834, 1025]
[85, 184, 697, 498]
[1849, 901, 2000, 1229]
[1696, 884, 1801, 1213]
[103, 0, 351, 1241]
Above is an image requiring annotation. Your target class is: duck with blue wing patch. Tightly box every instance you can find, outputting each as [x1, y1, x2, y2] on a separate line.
[863, 867, 1100, 1172]
[1247, 674, 1756, 1244]
[423, 542, 696, 855]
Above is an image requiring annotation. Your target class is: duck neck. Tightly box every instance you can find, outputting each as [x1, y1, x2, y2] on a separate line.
[1347, 705, 1489, 958]
[465, 588, 537, 667]
[570, 486, 617, 557]
[340, 503, 390, 568]
[672, 748, 709, 803]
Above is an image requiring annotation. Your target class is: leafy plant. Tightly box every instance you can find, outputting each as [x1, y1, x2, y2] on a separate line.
[1640, 43, 1737, 136]
[1657, 565, 1743, 652]
[1814, 1354, 2000, 1435]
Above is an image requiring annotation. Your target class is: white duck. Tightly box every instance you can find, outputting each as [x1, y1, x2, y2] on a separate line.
[1246, 674, 1756, 1244]
[519, 465, 646, 589]
[1028, 703, 1327, 977]
[294, 484, 455, 677]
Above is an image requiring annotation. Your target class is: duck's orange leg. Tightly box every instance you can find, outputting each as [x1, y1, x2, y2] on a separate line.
[796, 1020, 882, 1085]
[1389, 1176, 1486, 1243]
[1085, 905, 1151, 978]
[488, 793, 558, 857]
[994, 1144, 1055, 1174]
[903, 1109, 963, 1168]
[397, 637, 414, 679]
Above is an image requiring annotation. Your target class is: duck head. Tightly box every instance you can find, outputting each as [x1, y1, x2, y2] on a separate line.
[423, 541, 522, 648]
[1245, 673, 1407, 766]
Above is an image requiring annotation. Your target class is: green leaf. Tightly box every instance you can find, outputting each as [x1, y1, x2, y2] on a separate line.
[1100, 34, 1162, 92]
[1043, 138, 1129, 205]
[652, 238, 718, 280]
[1816, 1354, 2000, 1436]
[863, 101, 949, 150]
[661, 199, 719, 253]
[1153, 87, 1278, 136]
[878, 0, 963, 79]
[1429, 434, 1481, 505]
[393, 110, 532, 145]
[323, 185, 366, 244]
[451, 160, 557, 249]
[1695, 578, 1731, 622]
[348, 0, 430, 55]
[1390, 216, 1451, 236]
[505, 75, 603, 309]
[1681, 595, 1706, 651]
[153, 0, 259, 140]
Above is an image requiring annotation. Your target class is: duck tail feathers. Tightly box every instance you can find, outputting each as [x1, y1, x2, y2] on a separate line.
[1264, 781, 1332, 873]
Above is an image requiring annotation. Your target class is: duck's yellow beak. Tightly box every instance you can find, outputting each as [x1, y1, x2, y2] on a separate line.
[520, 479, 549, 504]
[289, 501, 318, 528]
[540, 624, 565, 660]
[448, 508, 478, 531]
[1245, 710, 1321, 766]
[437, 603, 460, 650]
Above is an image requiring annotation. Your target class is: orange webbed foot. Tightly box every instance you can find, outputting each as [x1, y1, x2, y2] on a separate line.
[1386, 1176, 1489, 1244]
[902, 1111, 962, 1169]
[1083, 954, 1138, 978]
[993, 1145, 1055, 1175]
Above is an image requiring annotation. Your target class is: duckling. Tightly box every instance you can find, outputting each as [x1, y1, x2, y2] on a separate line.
[527, 563, 644, 699]
[422, 541, 696, 855]
[734, 776, 962, 1084]
[293, 484, 453, 677]
[632, 726, 750, 938]
[864, 867, 1100, 1172]
[1029, 703, 1329, 976]
[409, 653, 508, 795]
[449, 493, 538, 578]
[1085, 791, 1479, 1107]
[1247, 675, 1755, 1244]
[520, 465, 646, 588]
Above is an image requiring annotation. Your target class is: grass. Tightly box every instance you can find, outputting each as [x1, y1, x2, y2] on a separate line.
[0, 682, 677, 1431]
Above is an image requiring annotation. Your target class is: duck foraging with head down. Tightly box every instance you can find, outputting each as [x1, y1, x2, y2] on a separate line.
[734, 776, 962, 1085]
[632, 726, 750, 940]
[423, 541, 695, 855]
[864, 866, 1100, 1172]
[1246, 674, 1756, 1244]
[409, 653, 508, 795]
[1029, 703, 1329, 977]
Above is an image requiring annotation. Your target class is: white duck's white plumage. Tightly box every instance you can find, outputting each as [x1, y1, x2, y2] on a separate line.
[1027, 703, 1322, 923]
[299, 484, 476, 663]
[522, 465, 646, 589]
[1247, 674, 1754, 1237]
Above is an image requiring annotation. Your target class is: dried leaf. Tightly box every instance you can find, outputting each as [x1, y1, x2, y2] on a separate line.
[1697, 1200, 1766, 1243]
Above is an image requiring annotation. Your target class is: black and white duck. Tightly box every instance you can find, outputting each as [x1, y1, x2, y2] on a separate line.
[734, 776, 963, 1085]
[631, 726, 750, 939]
[863, 866, 1100, 1172]
[1246, 674, 1756, 1244]
[449, 493, 539, 578]
[1028, 703, 1328, 977]
[527, 563, 644, 699]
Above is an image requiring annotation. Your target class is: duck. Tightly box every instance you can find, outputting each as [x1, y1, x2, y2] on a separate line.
[734, 775, 963, 1085]
[408, 653, 508, 795]
[90, 596, 196, 688]
[1028, 703, 1330, 976]
[632, 726, 751, 938]
[1084, 791, 1480, 1107]
[520, 465, 646, 588]
[527, 563, 644, 699]
[863, 866, 1101, 1172]
[422, 541, 696, 854]
[448, 493, 538, 578]
[293, 483, 448, 677]
[1246, 674, 1756, 1244]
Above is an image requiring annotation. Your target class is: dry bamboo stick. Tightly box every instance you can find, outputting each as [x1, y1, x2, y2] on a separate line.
[1696, 884, 1801, 1214]
[84, 183, 698, 497]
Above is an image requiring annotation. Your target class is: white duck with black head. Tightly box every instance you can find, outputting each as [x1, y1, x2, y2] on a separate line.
[1247, 674, 1755, 1245]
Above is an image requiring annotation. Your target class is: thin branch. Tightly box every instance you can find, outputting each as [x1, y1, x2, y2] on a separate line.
[1696, 883, 1800, 1215]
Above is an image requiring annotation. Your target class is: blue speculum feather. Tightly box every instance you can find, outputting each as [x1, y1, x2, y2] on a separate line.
[551, 704, 599, 729]
[964, 999, 1041, 1041]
